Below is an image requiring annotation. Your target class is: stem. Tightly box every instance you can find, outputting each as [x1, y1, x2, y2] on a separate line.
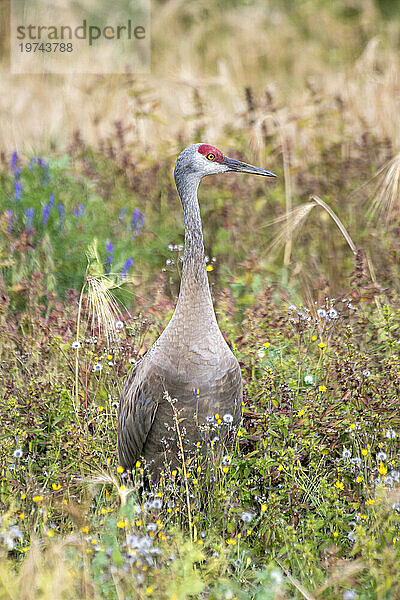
[281, 131, 293, 268]
[310, 195, 356, 254]
[75, 266, 89, 412]
[261, 114, 292, 270]
[312, 195, 382, 309]
[167, 393, 193, 542]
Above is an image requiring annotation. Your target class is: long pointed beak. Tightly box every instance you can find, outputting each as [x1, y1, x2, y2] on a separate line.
[223, 156, 277, 178]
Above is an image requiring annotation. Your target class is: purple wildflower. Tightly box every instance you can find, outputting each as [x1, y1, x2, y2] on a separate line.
[10, 151, 18, 172]
[25, 208, 34, 231]
[42, 204, 50, 226]
[58, 203, 64, 228]
[131, 209, 145, 237]
[73, 203, 84, 218]
[6, 209, 12, 232]
[49, 193, 54, 207]
[106, 241, 114, 254]
[119, 207, 127, 221]
[131, 208, 144, 229]
[121, 258, 133, 278]
[38, 158, 49, 185]
[14, 179, 22, 202]
[105, 255, 113, 275]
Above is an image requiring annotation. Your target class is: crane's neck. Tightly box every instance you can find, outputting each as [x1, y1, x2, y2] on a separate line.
[174, 172, 215, 321]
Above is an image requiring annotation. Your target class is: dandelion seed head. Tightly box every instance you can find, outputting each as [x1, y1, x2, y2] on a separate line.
[343, 589, 357, 600]
[240, 511, 253, 523]
[223, 413, 233, 424]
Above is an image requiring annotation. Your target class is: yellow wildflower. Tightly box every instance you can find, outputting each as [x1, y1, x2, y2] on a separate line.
[378, 462, 387, 476]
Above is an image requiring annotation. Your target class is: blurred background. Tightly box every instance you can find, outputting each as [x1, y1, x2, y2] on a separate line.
[1, 0, 400, 305]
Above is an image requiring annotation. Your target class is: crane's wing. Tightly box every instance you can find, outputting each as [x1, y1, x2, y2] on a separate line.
[118, 359, 158, 471]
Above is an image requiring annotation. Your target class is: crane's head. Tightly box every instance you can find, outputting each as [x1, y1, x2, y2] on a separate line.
[174, 143, 277, 181]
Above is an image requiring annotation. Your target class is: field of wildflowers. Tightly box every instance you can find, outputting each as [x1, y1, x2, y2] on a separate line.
[1, 1, 400, 598]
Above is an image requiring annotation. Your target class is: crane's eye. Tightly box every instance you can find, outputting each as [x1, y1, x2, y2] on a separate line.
[206, 153, 215, 161]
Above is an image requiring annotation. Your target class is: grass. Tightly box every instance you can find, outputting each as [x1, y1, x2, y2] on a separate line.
[1, 0, 400, 598]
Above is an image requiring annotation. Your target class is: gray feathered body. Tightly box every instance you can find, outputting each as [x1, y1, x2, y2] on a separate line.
[118, 144, 243, 479]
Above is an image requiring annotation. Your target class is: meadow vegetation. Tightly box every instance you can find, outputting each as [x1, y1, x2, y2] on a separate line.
[1, 1, 400, 598]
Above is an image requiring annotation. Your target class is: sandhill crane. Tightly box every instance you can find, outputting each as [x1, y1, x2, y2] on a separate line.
[118, 143, 276, 480]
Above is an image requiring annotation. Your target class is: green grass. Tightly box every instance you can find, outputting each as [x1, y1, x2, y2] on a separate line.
[1, 190, 400, 597]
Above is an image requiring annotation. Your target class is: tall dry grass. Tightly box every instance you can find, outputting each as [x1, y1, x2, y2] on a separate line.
[1, 0, 399, 164]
